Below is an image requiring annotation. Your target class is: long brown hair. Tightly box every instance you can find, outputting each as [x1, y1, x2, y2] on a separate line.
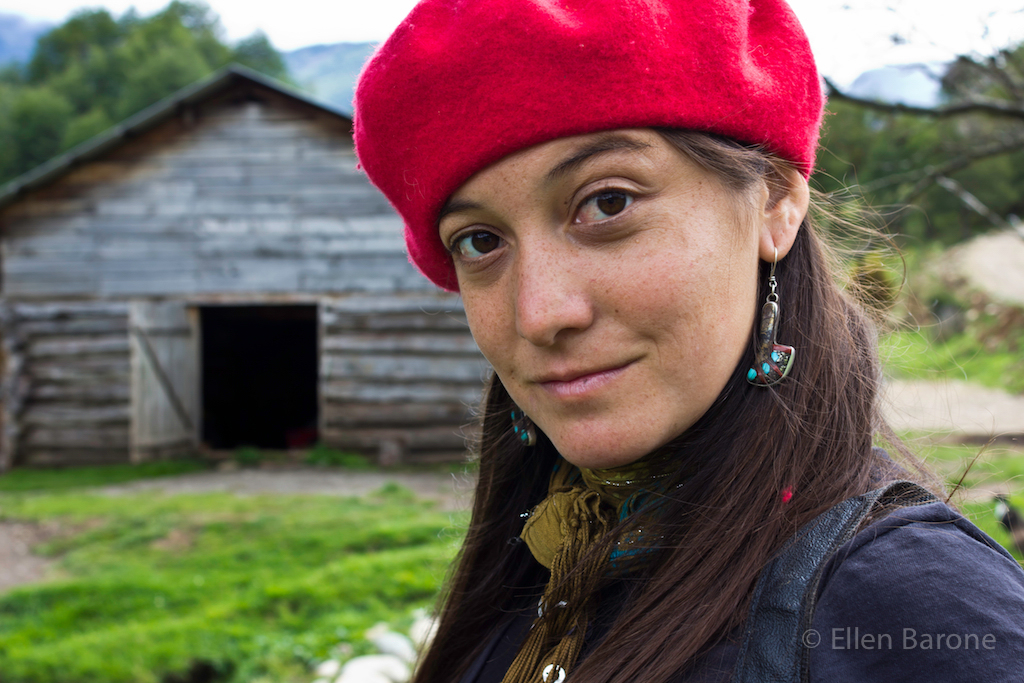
[414, 130, 933, 683]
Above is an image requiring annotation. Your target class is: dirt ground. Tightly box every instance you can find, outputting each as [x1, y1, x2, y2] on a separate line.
[3, 377, 1023, 594]
[93, 468, 478, 511]
[881, 379, 1024, 439]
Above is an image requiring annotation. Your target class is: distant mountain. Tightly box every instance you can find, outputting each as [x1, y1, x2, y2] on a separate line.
[0, 13, 52, 65]
[284, 42, 376, 114]
[846, 64, 945, 108]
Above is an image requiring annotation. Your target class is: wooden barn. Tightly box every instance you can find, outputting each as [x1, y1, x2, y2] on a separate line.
[0, 65, 489, 471]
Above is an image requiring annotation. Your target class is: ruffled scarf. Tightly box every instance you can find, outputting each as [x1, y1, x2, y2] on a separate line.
[502, 454, 674, 683]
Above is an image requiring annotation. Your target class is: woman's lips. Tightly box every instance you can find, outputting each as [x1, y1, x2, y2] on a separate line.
[538, 362, 633, 399]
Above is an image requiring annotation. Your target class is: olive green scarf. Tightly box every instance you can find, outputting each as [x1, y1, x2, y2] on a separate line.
[503, 455, 673, 683]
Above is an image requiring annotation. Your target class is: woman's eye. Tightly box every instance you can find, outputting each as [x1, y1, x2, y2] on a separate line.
[576, 191, 633, 223]
[451, 230, 502, 259]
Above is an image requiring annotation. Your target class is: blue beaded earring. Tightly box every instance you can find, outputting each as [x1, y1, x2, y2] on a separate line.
[510, 407, 537, 446]
[747, 248, 795, 387]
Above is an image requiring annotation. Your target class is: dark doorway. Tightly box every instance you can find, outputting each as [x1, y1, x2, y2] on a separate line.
[200, 305, 318, 449]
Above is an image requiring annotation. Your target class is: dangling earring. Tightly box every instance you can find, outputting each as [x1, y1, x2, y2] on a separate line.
[510, 407, 537, 446]
[747, 248, 796, 387]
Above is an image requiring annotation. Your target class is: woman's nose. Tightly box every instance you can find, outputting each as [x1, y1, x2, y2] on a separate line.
[513, 249, 595, 347]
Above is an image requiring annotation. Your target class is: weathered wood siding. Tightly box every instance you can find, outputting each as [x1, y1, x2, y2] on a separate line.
[320, 294, 488, 463]
[1, 87, 434, 298]
[0, 301, 131, 467]
[0, 83, 488, 468]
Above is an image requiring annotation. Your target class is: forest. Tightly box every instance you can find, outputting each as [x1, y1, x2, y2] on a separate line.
[0, 1, 287, 187]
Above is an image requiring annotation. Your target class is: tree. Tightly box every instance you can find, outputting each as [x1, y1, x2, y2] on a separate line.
[0, 1, 291, 186]
[821, 42, 1024, 245]
[27, 9, 123, 83]
[7, 87, 73, 172]
[232, 32, 288, 81]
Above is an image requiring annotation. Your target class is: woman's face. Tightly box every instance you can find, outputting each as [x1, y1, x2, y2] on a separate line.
[439, 129, 806, 469]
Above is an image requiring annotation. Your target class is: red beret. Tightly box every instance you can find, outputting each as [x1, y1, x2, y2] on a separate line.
[354, 0, 824, 291]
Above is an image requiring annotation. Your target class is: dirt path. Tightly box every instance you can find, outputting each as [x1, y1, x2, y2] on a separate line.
[881, 379, 1024, 439]
[0, 522, 62, 593]
[93, 468, 477, 511]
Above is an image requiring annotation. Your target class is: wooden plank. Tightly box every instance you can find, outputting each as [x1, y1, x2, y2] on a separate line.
[29, 337, 131, 358]
[24, 426, 130, 448]
[11, 216, 200, 236]
[23, 405, 130, 427]
[322, 354, 490, 382]
[32, 358, 130, 382]
[129, 300, 199, 460]
[322, 401, 472, 428]
[196, 236, 406, 259]
[12, 302, 129, 320]
[323, 314, 470, 333]
[5, 259, 201, 275]
[18, 319, 129, 337]
[322, 294, 464, 315]
[18, 318, 129, 337]
[22, 448, 131, 466]
[322, 333, 480, 355]
[322, 380, 485, 404]
[300, 272, 436, 294]
[30, 383, 131, 402]
[2, 198, 91, 220]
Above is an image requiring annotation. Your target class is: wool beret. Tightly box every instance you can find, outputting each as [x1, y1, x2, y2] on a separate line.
[354, 0, 825, 291]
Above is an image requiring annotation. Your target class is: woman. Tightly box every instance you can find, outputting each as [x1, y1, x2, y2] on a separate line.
[353, 0, 1024, 681]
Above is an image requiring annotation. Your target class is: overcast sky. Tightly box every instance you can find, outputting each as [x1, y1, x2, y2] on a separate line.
[3, 0, 1023, 86]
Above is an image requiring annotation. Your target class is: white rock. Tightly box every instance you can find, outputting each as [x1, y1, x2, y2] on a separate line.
[315, 659, 342, 678]
[334, 672, 393, 683]
[339, 654, 411, 683]
[370, 630, 417, 663]
[409, 614, 439, 652]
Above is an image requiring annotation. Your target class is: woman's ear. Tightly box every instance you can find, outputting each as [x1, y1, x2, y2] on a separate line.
[758, 168, 809, 261]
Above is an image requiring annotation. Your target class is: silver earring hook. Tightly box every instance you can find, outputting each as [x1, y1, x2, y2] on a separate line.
[767, 247, 779, 303]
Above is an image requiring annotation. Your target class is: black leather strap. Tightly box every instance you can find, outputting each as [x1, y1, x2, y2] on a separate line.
[729, 481, 937, 683]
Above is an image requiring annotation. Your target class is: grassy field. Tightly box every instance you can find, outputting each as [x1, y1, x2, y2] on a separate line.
[911, 439, 1024, 562]
[1, 442, 1023, 683]
[0, 469, 466, 683]
[880, 328, 1024, 394]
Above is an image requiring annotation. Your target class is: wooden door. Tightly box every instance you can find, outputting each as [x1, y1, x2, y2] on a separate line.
[130, 300, 198, 462]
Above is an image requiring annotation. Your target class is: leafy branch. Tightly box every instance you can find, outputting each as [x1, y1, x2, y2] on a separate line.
[824, 77, 1024, 121]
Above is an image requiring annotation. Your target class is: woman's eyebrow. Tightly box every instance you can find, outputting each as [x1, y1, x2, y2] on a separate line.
[438, 197, 484, 223]
[545, 137, 652, 183]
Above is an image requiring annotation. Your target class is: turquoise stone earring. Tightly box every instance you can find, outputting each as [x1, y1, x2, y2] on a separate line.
[747, 249, 795, 387]
[510, 407, 537, 446]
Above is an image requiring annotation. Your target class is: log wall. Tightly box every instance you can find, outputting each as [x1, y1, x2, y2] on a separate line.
[320, 294, 488, 463]
[0, 82, 487, 468]
[0, 301, 132, 467]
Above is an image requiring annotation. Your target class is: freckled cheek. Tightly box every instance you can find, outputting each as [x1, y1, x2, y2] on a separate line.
[462, 296, 517, 375]
[620, 244, 705, 308]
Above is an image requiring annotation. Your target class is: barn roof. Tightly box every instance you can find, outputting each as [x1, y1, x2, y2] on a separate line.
[0, 64, 353, 211]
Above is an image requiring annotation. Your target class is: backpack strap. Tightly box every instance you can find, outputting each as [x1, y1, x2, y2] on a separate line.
[729, 481, 937, 683]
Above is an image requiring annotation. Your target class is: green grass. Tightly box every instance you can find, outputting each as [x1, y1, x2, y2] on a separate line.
[880, 328, 1024, 394]
[959, 499, 1023, 563]
[911, 439, 1024, 493]
[906, 439, 1024, 562]
[3, 445, 1023, 682]
[0, 460, 209, 493]
[0, 485, 467, 683]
